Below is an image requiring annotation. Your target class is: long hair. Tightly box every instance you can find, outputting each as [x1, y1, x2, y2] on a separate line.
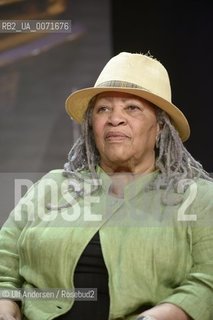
[63, 98, 212, 205]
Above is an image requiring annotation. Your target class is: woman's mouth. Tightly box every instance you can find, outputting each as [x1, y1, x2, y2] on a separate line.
[105, 131, 130, 142]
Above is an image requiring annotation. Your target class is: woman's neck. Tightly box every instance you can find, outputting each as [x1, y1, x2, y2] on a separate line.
[103, 163, 156, 198]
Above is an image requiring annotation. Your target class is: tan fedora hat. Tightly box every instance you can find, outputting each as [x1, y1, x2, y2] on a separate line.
[65, 52, 190, 141]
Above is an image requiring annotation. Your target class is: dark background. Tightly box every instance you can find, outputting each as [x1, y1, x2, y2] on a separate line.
[111, 0, 213, 172]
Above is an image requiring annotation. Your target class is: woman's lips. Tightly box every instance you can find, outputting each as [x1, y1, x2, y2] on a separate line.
[105, 131, 130, 142]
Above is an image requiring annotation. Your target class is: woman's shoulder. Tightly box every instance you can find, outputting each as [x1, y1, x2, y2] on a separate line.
[192, 177, 213, 208]
[31, 169, 66, 187]
[41, 169, 65, 180]
[37, 168, 91, 188]
[196, 177, 213, 193]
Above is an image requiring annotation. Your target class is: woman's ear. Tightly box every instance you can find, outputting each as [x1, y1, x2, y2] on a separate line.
[156, 122, 161, 135]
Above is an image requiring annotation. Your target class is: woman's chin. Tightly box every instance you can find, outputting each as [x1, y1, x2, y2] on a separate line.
[106, 152, 131, 163]
[101, 155, 134, 171]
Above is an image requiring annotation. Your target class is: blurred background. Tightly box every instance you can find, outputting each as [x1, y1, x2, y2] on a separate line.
[0, 0, 212, 223]
[0, 0, 111, 173]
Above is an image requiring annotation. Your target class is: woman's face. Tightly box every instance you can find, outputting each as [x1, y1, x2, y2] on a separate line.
[92, 92, 160, 173]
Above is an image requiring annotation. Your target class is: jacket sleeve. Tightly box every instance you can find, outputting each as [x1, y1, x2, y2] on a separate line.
[159, 180, 213, 320]
[0, 177, 43, 292]
[0, 169, 65, 295]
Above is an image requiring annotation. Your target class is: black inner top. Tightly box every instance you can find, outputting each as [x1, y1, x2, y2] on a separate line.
[56, 232, 110, 320]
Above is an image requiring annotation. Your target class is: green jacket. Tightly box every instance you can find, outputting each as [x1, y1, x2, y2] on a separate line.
[0, 168, 213, 320]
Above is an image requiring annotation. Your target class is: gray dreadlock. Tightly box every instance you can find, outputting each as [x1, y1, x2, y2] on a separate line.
[63, 98, 212, 205]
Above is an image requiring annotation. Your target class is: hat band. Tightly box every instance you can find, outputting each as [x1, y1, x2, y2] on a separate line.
[96, 80, 144, 89]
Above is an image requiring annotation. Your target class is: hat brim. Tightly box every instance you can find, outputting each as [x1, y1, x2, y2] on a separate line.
[65, 87, 190, 142]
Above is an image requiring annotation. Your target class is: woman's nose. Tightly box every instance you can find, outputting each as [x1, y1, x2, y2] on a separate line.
[107, 108, 127, 126]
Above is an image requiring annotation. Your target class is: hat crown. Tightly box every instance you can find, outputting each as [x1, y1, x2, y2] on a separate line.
[95, 52, 172, 102]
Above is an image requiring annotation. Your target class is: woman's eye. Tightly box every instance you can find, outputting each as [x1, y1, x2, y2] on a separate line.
[127, 105, 141, 111]
[96, 106, 109, 113]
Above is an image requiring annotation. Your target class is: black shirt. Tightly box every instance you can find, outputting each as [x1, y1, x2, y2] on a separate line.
[56, 232, 110, 320]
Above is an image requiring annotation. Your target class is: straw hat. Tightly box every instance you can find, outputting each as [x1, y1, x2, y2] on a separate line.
[65, 52, 190, 141]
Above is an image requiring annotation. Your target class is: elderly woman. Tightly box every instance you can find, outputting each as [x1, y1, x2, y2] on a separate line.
[0, 52, 213, 320]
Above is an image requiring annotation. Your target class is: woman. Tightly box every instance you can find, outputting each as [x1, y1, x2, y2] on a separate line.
[0, 52, 213, 320]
